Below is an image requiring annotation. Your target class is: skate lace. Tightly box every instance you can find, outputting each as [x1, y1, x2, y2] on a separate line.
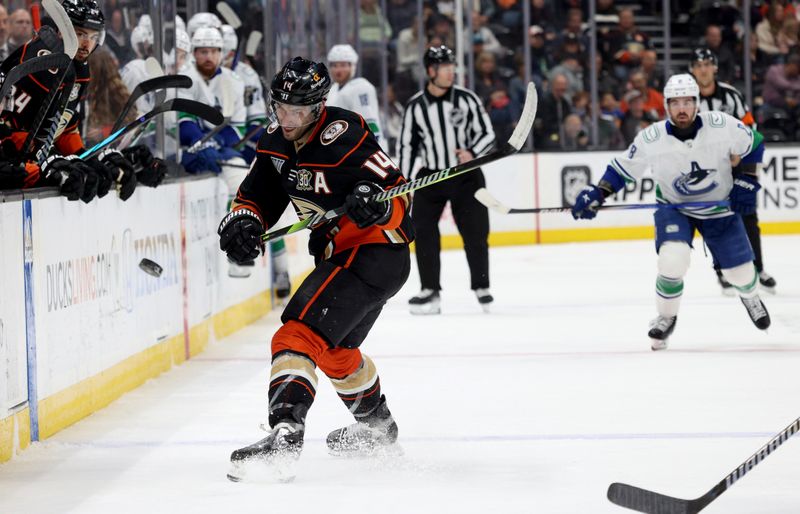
[649, 316, 674, 331]
[742, 297, 767, 318]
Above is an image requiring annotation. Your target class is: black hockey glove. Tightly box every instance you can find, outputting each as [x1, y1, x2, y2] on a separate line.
[0, 138, 27, 190]
[40, 155, 88, 202]
[218, 208, 265, 264]
[344, 181, 392, 229]
[100, 148, 137, 201]
[85, 156, 114, 199]
[122, 145, 168, 187]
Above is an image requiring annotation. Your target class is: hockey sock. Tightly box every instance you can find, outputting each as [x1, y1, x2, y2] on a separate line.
[721, 263, 758, 298]
[655, 274, 683, 317]
[271, 239, 289, 274]
[268, 352, 318, 428]
[328, 355, 383, 421]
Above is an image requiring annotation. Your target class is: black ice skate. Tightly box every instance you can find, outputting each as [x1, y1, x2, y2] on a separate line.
[716, 270, 736, 297]
[740, 295, 771, 330]
[327, 395, 400, 457]
[648, 315, 677, 351]
[758, 271, 777, 295]
[475, 288, 494, 313]
[409, 289, 440, 315]
[227, 422, 304, 482]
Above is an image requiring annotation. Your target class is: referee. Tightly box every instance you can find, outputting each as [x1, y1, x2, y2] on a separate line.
[397, 45, 496, 315]
[690, 47, 777, 294]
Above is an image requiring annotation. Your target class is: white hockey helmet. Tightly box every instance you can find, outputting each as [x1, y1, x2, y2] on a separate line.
[130, 24, 154, 58]
[175, 14, 186, 33]
[137, 13, 152, 31]
[327, 44, 359, 65]
[187, 12, 222, 37]
[191, 26, 224, 50]
[221, 24, 238, 55]
[176, 27, 191, 53]
[663, 73, 700, 124]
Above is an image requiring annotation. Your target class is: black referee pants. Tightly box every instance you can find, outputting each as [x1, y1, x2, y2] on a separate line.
[410, 169, 490, 291]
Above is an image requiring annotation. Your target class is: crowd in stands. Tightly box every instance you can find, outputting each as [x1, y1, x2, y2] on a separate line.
[2, 0, 800, 172]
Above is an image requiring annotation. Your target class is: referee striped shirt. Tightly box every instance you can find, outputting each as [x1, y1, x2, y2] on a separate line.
[397, 85, 495, 180]
[698, 80, 756, 127]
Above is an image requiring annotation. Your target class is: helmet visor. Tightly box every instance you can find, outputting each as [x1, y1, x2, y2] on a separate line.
[269, 99, 322, 129]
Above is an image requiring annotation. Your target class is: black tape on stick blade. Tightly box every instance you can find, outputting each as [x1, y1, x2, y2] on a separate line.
[138, 258, 163, 278]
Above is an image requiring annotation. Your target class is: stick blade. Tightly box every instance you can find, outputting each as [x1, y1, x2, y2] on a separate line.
[473, 188, 511, 214]
[145, 57, 164, 77]
[508, 82, 537, 151]
[608, 483, 696, 514]
[216, 1, 242, 29]
[246, 31, 262, 57]
[169, 98, 226, 125]
[42, 0, 78, 57]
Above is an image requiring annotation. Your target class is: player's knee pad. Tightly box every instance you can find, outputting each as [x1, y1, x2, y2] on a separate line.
[321, 350, 370, 382]
[657, 241, 690, 279]
[221, 156, 249, 195]
[721, 262, 757, 288]
[271, 320, 330, 363]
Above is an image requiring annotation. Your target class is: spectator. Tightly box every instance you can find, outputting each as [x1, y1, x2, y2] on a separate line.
[620, 90, 655, 145]
[359, 0, 393, 87]
[781, 17, 799, 54]
[468, 10, 504, 58]
[528, 25, 553, 89]
[486, 86, 521, 143]
[600, 91, 624, 126]
[474, 51, 507, 103]
[561, 113, 589, 150]
[701, 25, 736, 84]
[620, 70, 665, 119]
[756, 2, 789, 62]
[5, 9, 33, 56]
[548, 53, 584, 102]
[639, 49, 664, 91]
[85, 47, 138, 147]
[586, 53, 622, 98]
[396, 16, 426, 89]
[556, 8, 588, 52]
[0, 5, 8, 62]
[593, 101, 626, 150]
[533, 73, 571, 149]
[426, 13, 454, 49]
[386, 0, 416, 35]
[572, 90, 590, 121]
[104, 9, 135, 66]
[761, 53, 800, 135]
[603, 8, 651, 80]
[530, 0, 557, 34]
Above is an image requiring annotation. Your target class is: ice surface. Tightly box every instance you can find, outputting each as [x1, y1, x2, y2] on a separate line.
[1, 236, 798, 514]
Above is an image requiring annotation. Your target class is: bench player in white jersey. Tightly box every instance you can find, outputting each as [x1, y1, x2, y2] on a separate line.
[326, 44, 385, 149]
[220, 24, 291, 297]
[572, 74, 770, 350]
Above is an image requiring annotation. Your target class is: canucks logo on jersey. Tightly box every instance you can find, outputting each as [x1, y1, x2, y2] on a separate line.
[673, 161, 719, 196]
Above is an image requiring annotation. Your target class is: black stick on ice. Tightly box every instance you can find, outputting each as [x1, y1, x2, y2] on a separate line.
[607, 416, 800, 513]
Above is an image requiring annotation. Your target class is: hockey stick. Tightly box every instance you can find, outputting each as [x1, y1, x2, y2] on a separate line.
[216, 2, 242, 29]
[80, 98, 224, 160]
[258, 82, 538, 243]
[186, 76, 235, 153]
[245, 31, 262, 58]
[21, 0, 78, 159]
[144, 57, 168, 105]
[232, 122, 266, 150]
[0, 53, 72, 101]
[111, 74, 192, 132]
[474, 188, 730, 215]
[607, 416, 800, 514]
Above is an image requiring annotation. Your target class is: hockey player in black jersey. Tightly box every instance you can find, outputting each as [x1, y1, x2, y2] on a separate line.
[690, 47, 777, 294]
[219, 57, 414, 480]
[0, 0, 161, 201]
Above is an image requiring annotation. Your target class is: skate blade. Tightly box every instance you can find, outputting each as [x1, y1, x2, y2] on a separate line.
[650, 338, 668, 351]
[721, 287, 736, 297]
[328, 442, 405, 459]
[227, 455, 298, 483]
[480, 303, 491, 314]
[409, 304, 441, 315]
[760, 285, 776, 295]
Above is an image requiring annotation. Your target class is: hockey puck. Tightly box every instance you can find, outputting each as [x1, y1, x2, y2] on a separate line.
[138, 258, 163, 278]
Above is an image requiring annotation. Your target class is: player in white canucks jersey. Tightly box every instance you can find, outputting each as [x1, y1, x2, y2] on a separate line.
[220, 24, 290, 297]
[572, 74, 771, 350]
[326, 44, 385, 149]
